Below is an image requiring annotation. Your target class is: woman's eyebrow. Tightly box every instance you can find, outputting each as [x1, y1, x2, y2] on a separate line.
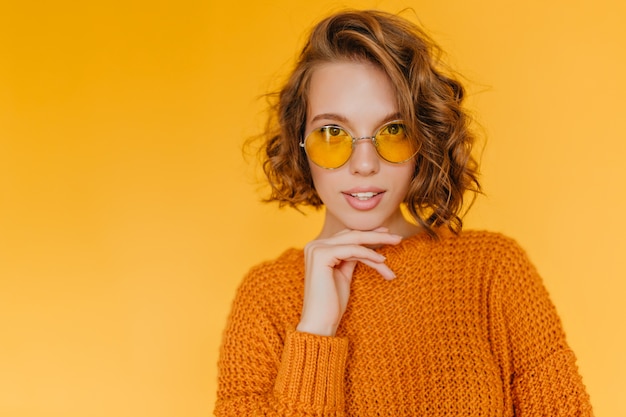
[309, 112, 402, 125]
[380, 112, 403, 123]
[309, 113, 349, 124]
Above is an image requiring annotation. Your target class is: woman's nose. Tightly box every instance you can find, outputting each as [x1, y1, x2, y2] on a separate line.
[348, 138, 380, 175]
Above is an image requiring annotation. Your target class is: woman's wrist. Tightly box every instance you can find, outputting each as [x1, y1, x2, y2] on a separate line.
[296, 320, 337, 337]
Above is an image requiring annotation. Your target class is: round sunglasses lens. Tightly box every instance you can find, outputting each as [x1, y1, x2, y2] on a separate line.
[375, 124, 417, 163]
[305, 126, 352, 168]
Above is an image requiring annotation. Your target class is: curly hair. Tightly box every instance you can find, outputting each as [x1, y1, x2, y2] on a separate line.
[259, 9, 480, 237]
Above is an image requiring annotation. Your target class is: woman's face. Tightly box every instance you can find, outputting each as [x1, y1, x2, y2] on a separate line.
[304, 61, 416, 237]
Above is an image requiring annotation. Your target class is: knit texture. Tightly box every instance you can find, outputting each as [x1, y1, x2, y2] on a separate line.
[215, 231, 593, 416]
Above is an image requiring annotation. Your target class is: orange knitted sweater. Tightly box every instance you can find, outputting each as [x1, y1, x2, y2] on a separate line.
[215, 231, 593, 416]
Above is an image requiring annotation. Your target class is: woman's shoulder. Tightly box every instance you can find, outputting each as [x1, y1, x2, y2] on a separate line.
[427, 229, 533, 267]
[442, 228, 514, 242]
[246, 247, 304, 274]
[440, 229, 526, 252]
[225, 248, 305, 321]
[238, 247, 305, 291]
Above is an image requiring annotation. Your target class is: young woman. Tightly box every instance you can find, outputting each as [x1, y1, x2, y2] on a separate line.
[214, 10, 593, 416]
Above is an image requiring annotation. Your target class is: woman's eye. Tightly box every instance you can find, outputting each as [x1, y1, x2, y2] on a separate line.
[385, 124, 403, 135]
[327, 126, 341, 136]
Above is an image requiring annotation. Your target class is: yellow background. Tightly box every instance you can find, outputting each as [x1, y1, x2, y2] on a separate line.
[1, 0, 624, 416]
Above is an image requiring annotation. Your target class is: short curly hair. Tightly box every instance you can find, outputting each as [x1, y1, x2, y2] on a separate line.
[259, 9, 480, 237]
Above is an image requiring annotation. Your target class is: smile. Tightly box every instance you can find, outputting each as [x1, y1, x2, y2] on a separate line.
[350, 192, 380, 200]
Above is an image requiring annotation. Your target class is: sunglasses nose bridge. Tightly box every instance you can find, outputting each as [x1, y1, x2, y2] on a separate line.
[352, 135, 376, 144]
[351, 135, 379, 157]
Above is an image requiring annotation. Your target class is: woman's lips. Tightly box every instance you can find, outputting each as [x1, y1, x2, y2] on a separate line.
[342, 188, 385, 210]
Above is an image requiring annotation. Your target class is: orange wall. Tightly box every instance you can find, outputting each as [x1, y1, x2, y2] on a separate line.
[1, 1, 624, 416]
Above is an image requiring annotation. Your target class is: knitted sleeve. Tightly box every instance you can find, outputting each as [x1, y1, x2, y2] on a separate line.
[489, 237, 593, 416]
[214, 259, 350, 416]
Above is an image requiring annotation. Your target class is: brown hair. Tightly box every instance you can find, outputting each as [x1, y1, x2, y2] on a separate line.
[258, 9, 480, 237]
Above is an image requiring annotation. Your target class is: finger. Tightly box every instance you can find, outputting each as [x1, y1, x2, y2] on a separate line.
[334, 227, 392, 236]
[334, 262, 354, 308]
[338, 226, 388, 233]
[335, 259, 357, 281]
[319, 245, 396, 280]
[354, 257, 396, 280]
[320, 244, 387, 268]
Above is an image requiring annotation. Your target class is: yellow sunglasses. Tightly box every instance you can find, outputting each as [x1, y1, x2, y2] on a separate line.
[300, 120, 418, 169]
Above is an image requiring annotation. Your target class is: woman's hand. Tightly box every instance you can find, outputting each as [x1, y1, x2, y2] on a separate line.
[296, 228, 402, 337]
